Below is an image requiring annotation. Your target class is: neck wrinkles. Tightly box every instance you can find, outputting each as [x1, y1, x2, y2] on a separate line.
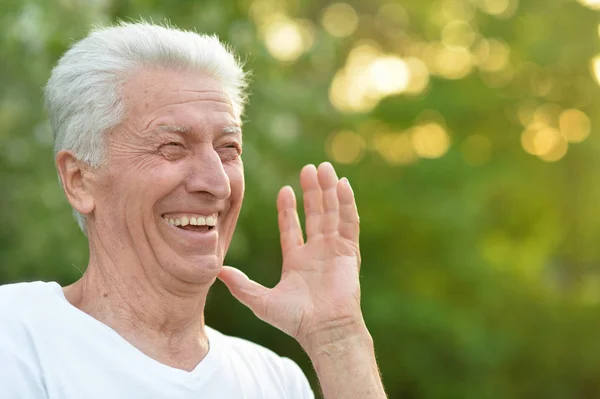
[62, 229, 212, 370]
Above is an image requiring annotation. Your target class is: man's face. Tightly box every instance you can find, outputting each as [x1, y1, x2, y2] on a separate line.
[88, 67, 244, 283]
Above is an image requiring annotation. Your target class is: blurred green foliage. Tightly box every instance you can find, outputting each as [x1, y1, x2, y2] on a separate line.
[2, 0, 600, 397]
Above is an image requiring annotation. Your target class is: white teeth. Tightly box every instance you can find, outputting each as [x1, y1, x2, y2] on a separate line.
[163, 214, 217, 227]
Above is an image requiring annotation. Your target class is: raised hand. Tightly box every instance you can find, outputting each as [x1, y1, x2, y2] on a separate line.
[217, 162, 364, 355]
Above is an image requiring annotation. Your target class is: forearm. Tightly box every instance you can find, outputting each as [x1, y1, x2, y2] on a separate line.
[307, 326, 387, 399]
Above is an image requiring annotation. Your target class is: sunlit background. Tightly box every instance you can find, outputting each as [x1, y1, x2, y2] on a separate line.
[2, 0, 600, 397]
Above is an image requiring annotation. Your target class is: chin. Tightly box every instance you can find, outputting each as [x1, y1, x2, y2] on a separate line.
[170, 253, 223, 284]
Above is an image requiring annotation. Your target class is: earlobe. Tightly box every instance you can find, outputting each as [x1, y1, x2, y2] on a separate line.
[55, 150, 95, 215]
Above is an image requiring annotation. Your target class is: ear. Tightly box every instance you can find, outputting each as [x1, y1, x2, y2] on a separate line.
[56, 150, 96, 215]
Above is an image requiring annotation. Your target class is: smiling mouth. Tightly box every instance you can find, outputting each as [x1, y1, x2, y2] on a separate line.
[178, 224, 214, 232]
[162, 214, 217, 233]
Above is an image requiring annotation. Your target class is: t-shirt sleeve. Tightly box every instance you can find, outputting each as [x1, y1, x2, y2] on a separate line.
[0, 343, 47, 398]
[281, 357, 315, 399]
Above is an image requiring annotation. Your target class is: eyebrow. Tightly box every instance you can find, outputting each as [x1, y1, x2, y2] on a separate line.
[222, 125, 242, 135]
[156, 124, 242, 136]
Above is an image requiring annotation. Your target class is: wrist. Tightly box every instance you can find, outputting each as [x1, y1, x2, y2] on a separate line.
[303, 318, 373, 359]
[303, 320, 387, 399]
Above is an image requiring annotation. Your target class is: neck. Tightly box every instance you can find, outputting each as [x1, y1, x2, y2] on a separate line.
[63, 236, 214, 371]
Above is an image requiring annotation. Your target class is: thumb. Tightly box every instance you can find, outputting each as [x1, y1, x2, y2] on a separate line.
[218, 266, 269, 312]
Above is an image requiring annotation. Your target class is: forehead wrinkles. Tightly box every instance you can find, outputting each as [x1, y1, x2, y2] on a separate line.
[150, 96, 233, 117]
[137, 93, 237, 133]
[131, 84, 231, 112]
[121, 69, 235, 121]
[160, 89, 233, 107]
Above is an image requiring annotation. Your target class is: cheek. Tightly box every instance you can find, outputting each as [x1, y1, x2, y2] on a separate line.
[103, 160, 185, 208]
[227, 163, 245, 202]
[127, 151, 170, 176]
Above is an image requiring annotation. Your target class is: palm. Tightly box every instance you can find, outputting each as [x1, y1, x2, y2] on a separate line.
[218, 163, 362, 349]
[264, 233, 360, 340]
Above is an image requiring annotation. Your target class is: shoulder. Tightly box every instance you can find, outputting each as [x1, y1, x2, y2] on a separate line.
[0, 281, 59, 314]
[0, 281, 62, 336]
[0, 280, 58, 298]
[0, 282, 52, 396]
[207, 327, 314, 398]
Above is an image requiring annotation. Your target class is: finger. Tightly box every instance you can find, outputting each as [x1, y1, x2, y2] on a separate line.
[300, 164, 323, 239]
[277, 186, 304, 254]
[317, 162, 339, 235]
[337, 177, 359, 242]
[218, 266, 269, 312]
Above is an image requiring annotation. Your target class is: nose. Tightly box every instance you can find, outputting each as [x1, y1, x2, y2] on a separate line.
[185, 146, 231, 200]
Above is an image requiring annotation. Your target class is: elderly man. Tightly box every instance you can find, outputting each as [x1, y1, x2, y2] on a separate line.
[0, 22, 386, 398]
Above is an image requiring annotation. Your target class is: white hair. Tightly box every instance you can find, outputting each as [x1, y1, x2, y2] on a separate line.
[44, 21, 249, 233]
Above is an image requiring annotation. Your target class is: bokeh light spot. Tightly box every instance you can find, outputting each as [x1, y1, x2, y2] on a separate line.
[411, 123, 451, 159]
[533, 127, 561, 156]
[435, 46, 473, 80]
[297, 19, 316, 52]
[405, 57, 430, 95]
[533, 103, 562, 128]
[249, 0, 284, 24]
[263, 17, 305, 62]
[329, 43, 419, 113]
[471, 37, 491, 66]
[326, 130, 366, 164]
[521, 123, 568, 162]
[441, 20, 476, 49]
[375, 3, 410, 38]
[480, 0, 518, 18]
[329, 65, 380, 113]
[578, 0, 600, 10]
[517, 100, 539, 127]
[479, 39, 510, 72]
[368, 56, 411, 96]
[591, 55, 600, 86]
[374, 132, 418, 165]
[559, 109, 591, 143]
[539, 136, 568, 162]
[441, 0, 477, 22]
[520, 124, 539, 155]
[321, 3, 359, 38]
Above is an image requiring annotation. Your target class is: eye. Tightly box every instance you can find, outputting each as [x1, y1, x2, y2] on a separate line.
[223, 142, 242, 152]
[218, 142, 242, 161]
[159, 141, 185, 150]
[159, 141, 187, 160]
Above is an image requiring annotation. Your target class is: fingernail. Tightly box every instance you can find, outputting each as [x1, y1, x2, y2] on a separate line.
[343, 177, 354, 193]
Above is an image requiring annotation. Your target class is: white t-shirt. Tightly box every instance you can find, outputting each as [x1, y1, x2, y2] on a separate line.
[0, 281, 314, 399]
